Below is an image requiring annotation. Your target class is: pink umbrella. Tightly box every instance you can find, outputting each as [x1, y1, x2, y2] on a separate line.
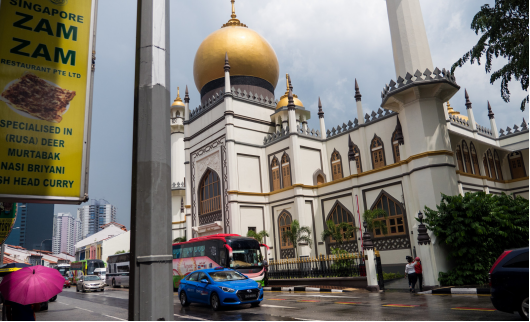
[0, 266, 63, 305]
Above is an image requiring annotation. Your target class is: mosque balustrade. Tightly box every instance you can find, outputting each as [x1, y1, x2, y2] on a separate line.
[172, 181, 185, 190]
[263, 126, 289, 145]
[297, 125, 320, 138]
[189, 89, 225, 121]
[231, 87, 278, 108]
[198, 211, 222, 225]
[381, 67, 459, 106]
[448, 114, 471, 130]
[475, 123, 494, 138]
[325, 109, 396, 139]
[499, 120, 529, 138]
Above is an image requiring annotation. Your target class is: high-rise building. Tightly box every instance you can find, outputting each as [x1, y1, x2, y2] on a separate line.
[78, 199, 117, 239]
[8, 203, 55, 251]
[52, 213, 82, 255]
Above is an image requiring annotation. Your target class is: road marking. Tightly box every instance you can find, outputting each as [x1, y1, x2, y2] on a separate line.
[282, 294, 359, 298]
[174, 313, 211, 321]
[268, 299, 288, 301]
[57, 302, 69, 305]
[75, 307, 94, 312]
[452, 307, 496, 312]
[297, 300, 319, 302]
[261, 304, 297, 309]
[335, 301, 362, 305]
[383, 304, 419, 308]
[432, 294, 490, 297]
[102, 314, 127, 321]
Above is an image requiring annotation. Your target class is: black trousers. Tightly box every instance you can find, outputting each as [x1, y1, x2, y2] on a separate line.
[407, 273, 417, 288]
[417, 273, 423, 291]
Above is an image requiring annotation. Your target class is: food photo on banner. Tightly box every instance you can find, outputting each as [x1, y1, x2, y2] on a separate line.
[0, 202, 17, 245]
[0, 0, 98, 204]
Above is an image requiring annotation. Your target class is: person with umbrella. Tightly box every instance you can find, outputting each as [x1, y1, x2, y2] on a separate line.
[0, 265, 64, 320]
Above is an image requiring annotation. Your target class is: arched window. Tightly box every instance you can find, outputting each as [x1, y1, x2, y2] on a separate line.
[317, 175, 325, 185]
[370, 192, 406, 237]
[281, 153, 292, 188]
[494, 150, 504, 180]
[461, 141, 472, 174]
[371, 135, 386, 169]
[391, 130, 401, 163]
[326, 202, 355, 243]
[331, 150, 343, 180]
[278, 211, 293, 249]
[470, 142, 481, 175]
[199, 169, 221, 216]
[483, 155, 492, 179]
[271, 157, 280, 191]
[455, 145, 465, 172]
[509, 151, 526, 179]
[487, 150, 497, 179]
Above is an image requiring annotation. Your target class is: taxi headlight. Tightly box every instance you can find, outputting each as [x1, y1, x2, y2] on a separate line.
[257, 284, 262, 289]
[220, 286, 235, 293]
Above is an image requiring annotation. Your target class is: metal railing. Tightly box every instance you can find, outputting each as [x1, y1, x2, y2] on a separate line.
[268, 253, 364, 279]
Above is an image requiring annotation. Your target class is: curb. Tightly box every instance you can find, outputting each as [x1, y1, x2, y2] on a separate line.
[419, 287, 490, 295]
[264, 286, 351, 293]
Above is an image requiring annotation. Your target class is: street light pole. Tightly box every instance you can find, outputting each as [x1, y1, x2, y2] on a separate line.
[129, 0, 173, 320]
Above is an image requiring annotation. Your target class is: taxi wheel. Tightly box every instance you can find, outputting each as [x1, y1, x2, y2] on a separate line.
[210, 293, 220, 311]
[76, 286, 79, 292]
[180, 291, 190, 307]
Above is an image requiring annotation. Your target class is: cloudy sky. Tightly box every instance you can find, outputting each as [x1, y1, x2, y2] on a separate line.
[55, 0, 528, 228]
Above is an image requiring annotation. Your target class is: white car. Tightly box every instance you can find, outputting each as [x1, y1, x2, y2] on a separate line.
[76, 275, 105, 292]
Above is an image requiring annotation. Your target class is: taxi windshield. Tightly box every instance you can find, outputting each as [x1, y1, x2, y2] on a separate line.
[208, 270, 247, 282]
[84, 276, 100, 281]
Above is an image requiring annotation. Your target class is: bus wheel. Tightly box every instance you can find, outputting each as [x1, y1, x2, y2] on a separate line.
[112, 279, 116, 288]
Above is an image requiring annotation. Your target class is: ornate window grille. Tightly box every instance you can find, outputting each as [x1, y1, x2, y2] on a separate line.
[278, 211, 293, 249]
[331, 150, 343, 180]
[371, 135, 386, 169]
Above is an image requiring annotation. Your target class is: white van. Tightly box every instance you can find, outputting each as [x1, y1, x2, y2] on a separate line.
[94, 268, 106, 283]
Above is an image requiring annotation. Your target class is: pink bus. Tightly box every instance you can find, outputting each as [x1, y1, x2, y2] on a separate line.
[172, 234, 270, 290]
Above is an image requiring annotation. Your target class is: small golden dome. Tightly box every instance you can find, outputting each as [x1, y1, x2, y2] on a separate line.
[193, 1, 279, 92]
[276, 74, 303, 109]
[171, 87, 185, 107]
[446, 101, 468, 121]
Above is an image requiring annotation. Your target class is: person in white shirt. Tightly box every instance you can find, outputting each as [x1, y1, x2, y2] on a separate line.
[405, 256, 417, 293]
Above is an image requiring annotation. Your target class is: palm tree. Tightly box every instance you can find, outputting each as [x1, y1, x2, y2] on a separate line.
[246, 230, 269, 243]
[363, 209, 389, 235]
[281, 219, 312, 258]
[172, 237, 186, 243]
[321, 220, 357, 246]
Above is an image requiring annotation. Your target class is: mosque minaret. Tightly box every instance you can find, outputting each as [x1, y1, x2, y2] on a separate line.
[169, 0, 529, 290]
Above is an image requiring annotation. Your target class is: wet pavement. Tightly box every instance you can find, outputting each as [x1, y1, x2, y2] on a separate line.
[35, 287, 522, 321]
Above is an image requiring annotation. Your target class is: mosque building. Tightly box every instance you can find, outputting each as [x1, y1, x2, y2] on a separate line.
[169, 0, 529, 284]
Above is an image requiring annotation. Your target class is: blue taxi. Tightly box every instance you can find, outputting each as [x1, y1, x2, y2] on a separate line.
[178, 267, 263, 311]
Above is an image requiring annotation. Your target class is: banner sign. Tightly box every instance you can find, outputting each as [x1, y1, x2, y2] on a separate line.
[0, 0, 97, 204]
[0, 202, 18, 244]
[70, 261, 83, 270]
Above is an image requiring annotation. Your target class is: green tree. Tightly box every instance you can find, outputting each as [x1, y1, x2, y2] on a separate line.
[451, 0, 529, 111]
[422, 192, 528, 286]
[172, 237, 186, 243]
[362, 209, 389, 235]
[246, 229, 269, 243]
[320, 220, 356, 245]
[281, 219, 312, 258]
[114, 250, 126, 255]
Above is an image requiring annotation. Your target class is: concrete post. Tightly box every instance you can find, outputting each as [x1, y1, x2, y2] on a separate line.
[416, 211, 439, 289]
[362, 222, 379, 292]
[464, 89, 477, 132]
[129, 0, 173, 320]
[355, 79, 364, 125]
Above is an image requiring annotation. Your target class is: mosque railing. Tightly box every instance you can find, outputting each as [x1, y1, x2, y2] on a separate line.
[268, 253, 364, 279]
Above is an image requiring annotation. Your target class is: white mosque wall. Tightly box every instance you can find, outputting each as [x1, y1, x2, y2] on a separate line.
[237, 154, 262, 193]
[238, 206, 265, 237]
[299, 147, 322, 185]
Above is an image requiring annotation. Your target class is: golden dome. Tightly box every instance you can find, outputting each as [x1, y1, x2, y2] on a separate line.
[446, 101, 468, 121]
[193, 1, 279, 92]
[276, 74, 304, 109]
[171, 87, 185, 107]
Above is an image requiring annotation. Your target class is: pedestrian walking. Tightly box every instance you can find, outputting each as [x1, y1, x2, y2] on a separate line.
[414, 257, 423, 292]
[405, 256, 417, 293]
[4, 300, 39, 321]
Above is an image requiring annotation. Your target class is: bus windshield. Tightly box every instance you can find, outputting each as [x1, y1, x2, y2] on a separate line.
[57, 267, 70, 276]
[87, 261, 105, 276]
[228, 238, 262, 268]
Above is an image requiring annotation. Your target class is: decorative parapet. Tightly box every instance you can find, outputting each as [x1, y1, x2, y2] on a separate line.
[448, 114, 470, 129]
[476, 124, 494, 137]
[189, 89, 225, 120]
[172, 181, 185, 190]
[381, 67, 459, 106]
[326, 108, 395, 139]
[263, 126, 289, 145]
[499, 120, 529, 138]
[297, 125, 320, 138]
[170, 117, 182, 125]
[231, 86, 277, 108]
